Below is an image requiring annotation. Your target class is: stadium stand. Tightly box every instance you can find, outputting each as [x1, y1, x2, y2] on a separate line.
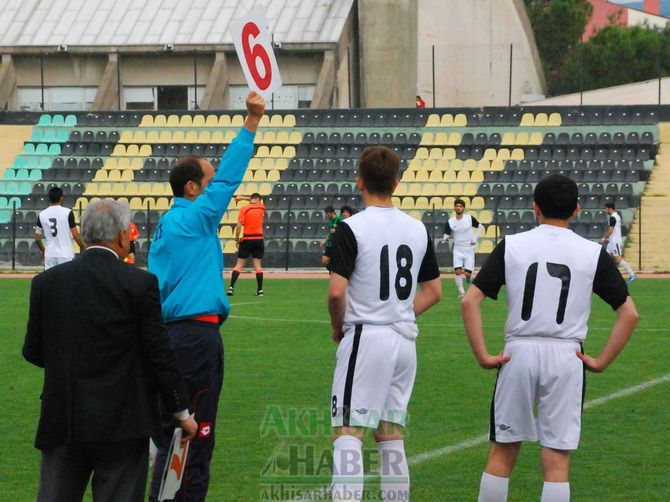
[0, 107, 659, 268]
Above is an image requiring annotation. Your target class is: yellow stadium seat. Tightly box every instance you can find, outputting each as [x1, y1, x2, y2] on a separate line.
[243, 170, 254, 182]
[247, 158, 261, 171]
[520, 113, 535, 126]
[490, 159, 504, 171]
[501, 132, 516, 146]
[394, 184, 408, 196]
[262, 131, 276, 144]
[93, 170, 107, 181]
[485, 225, 499, 238]
[422, 184, 435, 196]
[450, 183, 463, 195]
[415, 197, 429, 209]
[258, 183, 272, 195]
[392, 196, 402, 206]
[255, 145, 269, 158]
[534, 113, 549, 126]
[107, 169, 121, 182]
[218, 115, 231, 127]
[223, 240, 237, 253]
[211, 131, 224, 143]
[137, 183, 152, 196]
[478, 209, 492, 223]
[548, 112, 562, 126]
[267, 169, 280, 182]
[259, 158, 273, 170]
[130, 158, 143, 170]
[402, 170, 415, 182]
[129, 197, 144, 210]
[253, 171, 267, 182]
[283, 114, 296, 127]
[444, 196, 455, 208]
[125, 183, 138, 196]
[447, 132, 461, 146]
[436, 158, 449, 171]
[254, 131, 263, 144]
[275, 158, 289, 170]
[407, 159, 421, 172]
[443, 148, 456, 160]
[166, 115, 179, 127]
[470, 171, 484, 182]
[477, 159, 491, 171]
[463, 159, 477, 171]
[139, 115, 153, 127]
[97, 183, 112, 195]
[180, 115, 193, 127]
[529, 132, 543, 145]
[516, 132, 530, 145]
[231, 115, 244, 127]
[415, 171, 429, 182]
[139, 144, 152, 157]
[258, 115, 270, 128]
[426, 114, 440, 127]
[219, 225, 234, 238]
[111, 182, 126, 196]
[415, 147, 429, 160]
[443, 170, 457, 183]
[198, 131, 211, 143]
[155, 197, 170, 210]
[104, 157, 118, 170]
[112, 144, 126, 156]
[159, 130, 172, 143]
[146, 130, 160, 143]
[434, 132, 448, 145]
[288, 131, 301, 144]
[453, 114, 467, 126]
[456, 170, 470, 182]
[172, 131, 185, 143]
[276, 131, 289, 143]
[401, 197, 415, 209]
[199, 115, 214, 127]
[429, 147, 442, 160]
[268, 115, 282, 127]
[420, 133, 434, 146]
[511, 148, 524, 160]
[224, 131, 236, 143]
[270, 146, 283, 157]
[471, 196, 485, 209]
[482, 148, 497, 161]
[120, 131, 134, 143]
[440, 114, 454, 127]
[428, 196, 443, 209]
[131, 130, 145, 143]
[75, 197, 88, 209]
[477, 240, 494, 253]
[151, 184, 165, 196]
[154, 115, 167, 127]
[497, 148, 511, 161]
[429, 170, 442, 182]
[126, 145, 140, 157]
[185, 131, 198, 143]
[434, 183, 450, 196]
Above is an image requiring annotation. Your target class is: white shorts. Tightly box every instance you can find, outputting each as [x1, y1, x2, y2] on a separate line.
[331, 325, 416, 429]
[45, 256, 73, 270]
[606, 241, 622, 257]
[490, 338, 585, 450]
[453, 246, 475, 272]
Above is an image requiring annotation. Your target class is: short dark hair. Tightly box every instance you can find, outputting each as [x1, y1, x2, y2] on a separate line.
[324, 206, 335, 213]
[48, 186, 63, 203]
[340, 205, 352, 214]
[454, 198, 466, 207]
[170, 156, 205, 197]
[358, 146, 399, 196]
[533, 174, 578, 220]
[604, 202, 615, 210]
[251, 192, 261, 200]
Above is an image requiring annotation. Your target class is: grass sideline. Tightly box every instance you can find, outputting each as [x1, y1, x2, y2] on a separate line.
[1, 277, 668, 501]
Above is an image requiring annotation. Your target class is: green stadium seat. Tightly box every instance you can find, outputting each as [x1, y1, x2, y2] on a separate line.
[64, 114, 77, 127]
[22, 144, 36, 154]
[35, 144, 49, 155]
[51, 115, 65, 126]
[48, 144, 61, 155]
[14, 168, 29, 180]
[38, 114, 51, 126]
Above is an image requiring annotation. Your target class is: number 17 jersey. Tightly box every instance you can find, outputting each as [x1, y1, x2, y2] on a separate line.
[473, 224, 628, 342]
[330, 206, 440, 328]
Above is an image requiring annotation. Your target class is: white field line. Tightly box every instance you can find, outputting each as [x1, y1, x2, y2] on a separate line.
[285, 373, 670, 501]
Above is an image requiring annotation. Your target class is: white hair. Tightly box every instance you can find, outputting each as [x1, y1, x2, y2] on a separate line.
[81, 199, 131, 244]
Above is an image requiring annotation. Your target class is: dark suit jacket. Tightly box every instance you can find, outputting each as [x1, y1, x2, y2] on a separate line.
[23, 247, 189, 450]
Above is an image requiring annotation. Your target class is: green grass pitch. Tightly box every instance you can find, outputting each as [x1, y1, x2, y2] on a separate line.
[2, 276, 669, 501]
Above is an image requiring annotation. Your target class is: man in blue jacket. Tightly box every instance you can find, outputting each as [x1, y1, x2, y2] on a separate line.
[148, 91, 265, 501]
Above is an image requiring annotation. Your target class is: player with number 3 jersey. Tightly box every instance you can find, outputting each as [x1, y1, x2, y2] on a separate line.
[461, 175, 638, 502]
[328, 146, 442, 502]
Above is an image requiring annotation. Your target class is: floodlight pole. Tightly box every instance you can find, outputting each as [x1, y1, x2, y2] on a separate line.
[193, 51, 199, 110]
[508, 44, 513, 107]
[40, 52, 45, 111]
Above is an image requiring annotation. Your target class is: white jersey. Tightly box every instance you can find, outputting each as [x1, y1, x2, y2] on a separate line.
[608, 212, 622, 245]
[446, 213, 479, 248]
[330, 206, 440, 329]
[36, 205, 76, 259]
[473, 224, 628, 342]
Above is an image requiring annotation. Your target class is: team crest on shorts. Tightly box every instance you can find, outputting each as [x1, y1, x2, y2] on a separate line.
[497, 423, 511, 431]
[199, 422, 213, 437]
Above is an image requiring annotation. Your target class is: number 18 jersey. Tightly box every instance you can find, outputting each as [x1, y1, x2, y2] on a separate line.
[330, 206, 440, 329]
[473, 224, 628, 342]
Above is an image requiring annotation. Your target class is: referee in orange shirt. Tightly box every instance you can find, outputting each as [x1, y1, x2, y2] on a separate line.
[228, 192, 266, 296]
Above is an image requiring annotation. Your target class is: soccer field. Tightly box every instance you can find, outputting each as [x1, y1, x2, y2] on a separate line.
[2, 276, 669, 501]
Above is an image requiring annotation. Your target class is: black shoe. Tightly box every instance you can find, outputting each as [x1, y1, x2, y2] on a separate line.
[255, 289, 264, 296]
[227, 287, 234, 296]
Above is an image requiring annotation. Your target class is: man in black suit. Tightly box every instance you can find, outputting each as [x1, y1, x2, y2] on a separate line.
[23, 198, 198, 502]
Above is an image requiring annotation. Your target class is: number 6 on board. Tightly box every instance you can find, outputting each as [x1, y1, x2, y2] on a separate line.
[230, 7, 282, 98]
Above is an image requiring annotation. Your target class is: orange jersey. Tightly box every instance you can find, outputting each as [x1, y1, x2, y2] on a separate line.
[129, 222, 139, 241]
[238, 202, 265, 240]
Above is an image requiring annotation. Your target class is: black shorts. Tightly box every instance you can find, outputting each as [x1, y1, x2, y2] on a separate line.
[238, 239, 264, 259]
[323, 246, 333, 258]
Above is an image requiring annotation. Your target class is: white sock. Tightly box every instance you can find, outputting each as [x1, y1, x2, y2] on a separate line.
[332, 435, 364, 501]
[455, 274, 465, 294]
[540, 481, 570, 502]
[377, 440, 409, 501]
[619, 259, 634, 276]
[478, 472, 509, 502]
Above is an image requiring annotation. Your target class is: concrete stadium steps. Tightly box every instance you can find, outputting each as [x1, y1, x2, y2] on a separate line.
[626, 123, 670, 271]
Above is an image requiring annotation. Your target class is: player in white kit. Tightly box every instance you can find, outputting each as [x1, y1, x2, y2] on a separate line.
[461, 175, 638, 502]
[442, 198, 484, 299]
[34, 187, 86, 269]
[328, 146, 442, 501]
[600, 202, 636, 282]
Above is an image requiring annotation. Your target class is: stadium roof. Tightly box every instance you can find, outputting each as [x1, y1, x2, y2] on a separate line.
[0, 0, 355, 47]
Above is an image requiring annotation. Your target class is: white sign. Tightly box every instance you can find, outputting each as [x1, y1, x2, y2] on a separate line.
[158, 428, 190, 501]
[230, 7, 282, 99]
